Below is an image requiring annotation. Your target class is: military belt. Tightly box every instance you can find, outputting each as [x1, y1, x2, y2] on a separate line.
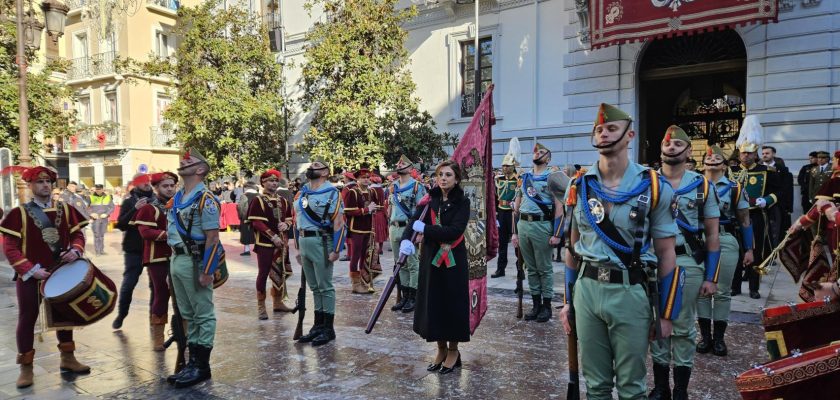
[173, 246, 189, 256]
[390, 221, 407, 228]
[520, 213, 550, 222]
[675, 244, 688, 256]
[299, 230, 321, 238]
[581, 263, 645, 286]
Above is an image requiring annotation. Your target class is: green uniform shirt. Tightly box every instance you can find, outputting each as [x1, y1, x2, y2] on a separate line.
[294, 182, 343, 231]
[517, 169, 552, 215]
[672, 170, 720, 250]
[496, 176, 517, 210]
[713, 175, 749, 236]
[167, 182, 220, 247]
[389, 178, 426, 222]
[567, 161, 677, 269]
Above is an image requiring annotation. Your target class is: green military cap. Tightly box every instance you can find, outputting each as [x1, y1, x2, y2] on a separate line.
[594, 103, 632, 127]
[706, 145, 727, 159]
[663, 125, 690, 144]
[533, 142, 549, 153]
[309, 158, 330, 170]
[396, 154, 414, 170]
[182, 147, 209, 166]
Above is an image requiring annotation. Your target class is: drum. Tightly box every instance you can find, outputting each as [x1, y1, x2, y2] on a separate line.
[736, 342, 840, 400]
[762, 300, 840, 361]
[41, 259, 117, 327]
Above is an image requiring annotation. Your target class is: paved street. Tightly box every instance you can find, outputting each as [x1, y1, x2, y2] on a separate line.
[0, 230, 797, 399]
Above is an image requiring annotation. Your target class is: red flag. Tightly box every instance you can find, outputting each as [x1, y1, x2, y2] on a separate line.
[451, 85, 498, 335]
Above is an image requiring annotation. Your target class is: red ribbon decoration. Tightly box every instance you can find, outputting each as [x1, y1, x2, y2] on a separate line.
[70, 135, 78, 150]
[97, 131, 106, 149]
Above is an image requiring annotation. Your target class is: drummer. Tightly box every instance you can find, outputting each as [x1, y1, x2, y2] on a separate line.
[0, 166, 91, 388]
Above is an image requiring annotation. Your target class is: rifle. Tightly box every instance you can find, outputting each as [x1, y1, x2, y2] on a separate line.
[566, 281, 580, 400]
[164, 274, 187, 373]
[515, 247, 525, 319]
[365, 201, 432, 334]
[292, 230, 306, 340]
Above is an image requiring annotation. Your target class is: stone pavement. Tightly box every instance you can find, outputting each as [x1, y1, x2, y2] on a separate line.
[0, 230, 801, 399]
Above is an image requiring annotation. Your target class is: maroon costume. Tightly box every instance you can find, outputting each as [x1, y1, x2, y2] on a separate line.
[344, 175, 379, 275]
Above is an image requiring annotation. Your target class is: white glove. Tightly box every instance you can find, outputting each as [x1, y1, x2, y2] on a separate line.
[399, 239, 416, 256]
[755, 198, 767, 208]
[100, 213, 108, 218]
[412, 220, 426, 234]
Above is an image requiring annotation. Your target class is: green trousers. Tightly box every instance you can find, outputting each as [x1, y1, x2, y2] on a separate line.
[650, 258, 703, 368]
[389, 225, 419, 289]
[517, 220, 554, 299]
[697, 233, 738, 321]
[170, 254, 216, 347]
[299, 235, 336, 314]
[575, 273, 652, 400]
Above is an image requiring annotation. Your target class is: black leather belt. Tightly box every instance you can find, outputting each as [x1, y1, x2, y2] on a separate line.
[299, 230, 321, 238]
[173, 246, 188, 255]
[391, 221, 407, 227]
[581, 264, 645, 285]
[675, 244, 688, 256]
[521, 213, 550, 222]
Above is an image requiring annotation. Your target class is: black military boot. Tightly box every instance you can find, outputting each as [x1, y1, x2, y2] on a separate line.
[672, 366, 691, 400]
[696, 318, 713, 354]
[524, 295, 541, 321]
[648, 363, 671, 400]
[312, 313, 336, 347]
[536, 298, 552, 322]
[390, 285, 407, 311]
[401, 288, 416, 313]
[491, 267, 505, 278]
[712, 320, 728, 356]
[167, 343, 196, 384]
[175, 345, 212, 388]
[297, 311, 324, 343]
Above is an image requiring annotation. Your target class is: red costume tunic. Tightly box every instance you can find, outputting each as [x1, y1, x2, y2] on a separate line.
[132, 200, 171, 265]
[246, 194, 292, 248]
[344, 187, 378, 234]
[372, 185, 388, 243]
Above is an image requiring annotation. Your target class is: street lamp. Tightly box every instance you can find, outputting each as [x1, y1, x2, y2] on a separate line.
[41, 0, 70, 41]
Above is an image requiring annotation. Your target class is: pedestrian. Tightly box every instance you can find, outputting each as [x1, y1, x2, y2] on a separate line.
[165, 148, 224, 388]
[649, 126, 721, 400]
[112, 173, 155, 329]
[60, 181, 90, 220]
[132, 171, 179, 351]
[798, 151, 818, 212]
[762, 146, 793, 244]
[560, 103, 681, 400]
[511, 142, 564, 322]
[1, 166, 91, 388]
[293, 160, 346, 347]
[246, 169, 294, 319]
[343, 168, 379, 294]
[399, 159, 470, 375]
[237, 182, 259, 256]
[388, 155, 426, 312]
[697, 145, 754, 358]
[88, 184, 114, 255]
[685, 157, 697, 171]
[491, 139, 520, 278]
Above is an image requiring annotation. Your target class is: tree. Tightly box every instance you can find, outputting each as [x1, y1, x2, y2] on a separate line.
[0, 0, 76, 158]
[124, 0, 287, 177]
[299, 0, 453, 171]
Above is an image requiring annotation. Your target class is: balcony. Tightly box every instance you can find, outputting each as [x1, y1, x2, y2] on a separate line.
[150, 126, 178, 148]
[66, 51, 117, 81]
[147, 0, 179, 16]
[263, 12, 282, 30]
[64, 124, 126, 151]
[263, 13, 284, 52]
[66, 0, 86, 11]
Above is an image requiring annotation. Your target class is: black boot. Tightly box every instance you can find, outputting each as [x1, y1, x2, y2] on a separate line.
[648, 363, 671, 400]
[167, 343, 196, 384]
[536, 298, 552, 322]
[401, 288, 416, 313]
[175, 345, 212, 388]
[111, 312, 127, 330]
[312, 313, 336, 347]
[524, 295, 541, 321]
[712, 320, 728, 356]
[672, 366, 691, 400]
[696, 318, 713, 354]
[297, 311, 324, 343]
[390, 285, 407, 311]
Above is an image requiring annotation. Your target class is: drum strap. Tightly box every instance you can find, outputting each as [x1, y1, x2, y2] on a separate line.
[23, 201, 62, 259]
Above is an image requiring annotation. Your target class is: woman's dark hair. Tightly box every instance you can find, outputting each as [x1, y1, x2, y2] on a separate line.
[434, 159, 463, 183]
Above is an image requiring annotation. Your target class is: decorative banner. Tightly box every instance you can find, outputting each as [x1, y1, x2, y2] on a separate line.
[588, 0, 779, 50]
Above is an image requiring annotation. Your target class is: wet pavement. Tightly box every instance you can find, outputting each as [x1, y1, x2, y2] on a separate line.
[0, 230, 794, 399]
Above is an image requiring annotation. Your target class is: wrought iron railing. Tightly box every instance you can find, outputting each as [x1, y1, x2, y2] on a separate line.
[150, 126, 178, 148]
[263, 12, 282, 30]
[64, 124, 126, 151]
[66, 51, 117, 80]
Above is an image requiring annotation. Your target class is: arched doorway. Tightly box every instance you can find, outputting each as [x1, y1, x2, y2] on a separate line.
[637, 30, 747, 164]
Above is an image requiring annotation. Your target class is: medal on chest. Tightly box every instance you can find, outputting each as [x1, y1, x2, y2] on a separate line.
[527, 186, 537, 198]
[301, 196, 309, 209]
[588, 198, 605, 224]
[41, 227, 60, 245]
[687, 198, 696, 209]
[749, 176, 758, 185]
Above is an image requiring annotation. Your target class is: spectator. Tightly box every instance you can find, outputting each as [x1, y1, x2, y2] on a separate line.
[60, 181, 90, 220]
[237, 182, 259, 256]
[277, 178, 293, 204]
[762, 146, 793, 243]
[686, 158, 697, 171]
[798, 151, 818, 212]
[221, 181, 234, 203]
[210, 182, 223, 197]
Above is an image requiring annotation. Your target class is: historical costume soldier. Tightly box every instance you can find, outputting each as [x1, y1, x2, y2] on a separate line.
[798, 151, 818, 212]
[808, 151, 832, 201]
[492, 138, 520, 278]
[697, 145, 754, 358]
[0, 166, 90, 388]
[511, 142, 564, 322]
[60, 181, 90, 220]
[340, 171, 357, 262]
[649, 126, 721, 400]
[165, 148, 224, 388]
[560, 104, 682, 400]
[730, 116, 781, 299]
[388, 155, 427, 312]
[343, 168, 380, 294]
[246, 169, 294, 320]
[131, 172, 179, 351]
[88, 183, 114, 255]
[293, 160, 346, 346]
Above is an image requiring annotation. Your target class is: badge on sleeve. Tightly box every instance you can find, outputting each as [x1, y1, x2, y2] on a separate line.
[203, 198, 218, 214]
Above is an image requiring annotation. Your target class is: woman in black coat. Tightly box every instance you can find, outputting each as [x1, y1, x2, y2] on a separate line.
[400, 159, 470, 375]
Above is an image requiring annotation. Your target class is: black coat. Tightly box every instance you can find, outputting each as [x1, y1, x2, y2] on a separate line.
[238, 191, 258, 245]
[403, 186, 471, 343]
[116, 188, 154, 254]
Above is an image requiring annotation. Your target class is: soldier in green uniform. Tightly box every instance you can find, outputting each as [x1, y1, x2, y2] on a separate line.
[808, 151, 832, 201]
[649, 126, 721, 400]
[730, 116, 781, 299]
[492, 138, 520, 278]
[560, 103, 683, 400]
[388, 155, 426, 312]
[512, 142, 564, 322]
[166, 148, 224, 388]
[293, 160, 346, 347]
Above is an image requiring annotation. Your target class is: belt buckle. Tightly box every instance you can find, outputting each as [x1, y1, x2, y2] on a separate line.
[597, 267, 611, 283]
[527, 215, 534, 222]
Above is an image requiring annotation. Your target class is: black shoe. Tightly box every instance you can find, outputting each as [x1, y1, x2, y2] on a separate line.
[175, 345, 212, 388]
[167, 343, 197, 384]
[731, 288, 741, 296]
[311, 313, 336, 347]
[672, 366, 691, 400]
[696, 318, 713, 354]
[112, 313, 126, 330]
[524, 295, 541, 321]
[240, 251, 251, 256]
[490, 269, 505, 278]
[297, 311, 324, 343]
[536, 298, 552, 322]
[648, 362, 671, 400]
[438, 351, 461, 375]
[749, 291, 761, 299]
[712, 320, 728, 357]
[427, 362, 442, 372]
[391, 286, 407, 311]
[401, 288, 416, 313]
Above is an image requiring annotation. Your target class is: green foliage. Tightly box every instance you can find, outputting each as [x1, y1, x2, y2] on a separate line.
[124, 0, 288, 178]
[299, 0, 452, 171]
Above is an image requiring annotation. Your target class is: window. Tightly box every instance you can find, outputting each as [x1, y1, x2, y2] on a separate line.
[460, 37, 493, 117]
[76, 95, 91, 125]
[155, 30, 171, 57]
[156, 95, 172, 127]
[104, 91, 118, 123]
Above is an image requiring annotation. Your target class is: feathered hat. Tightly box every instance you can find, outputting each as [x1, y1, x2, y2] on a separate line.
[735, 115, 763, 153]
[502, 137, 521, 167]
